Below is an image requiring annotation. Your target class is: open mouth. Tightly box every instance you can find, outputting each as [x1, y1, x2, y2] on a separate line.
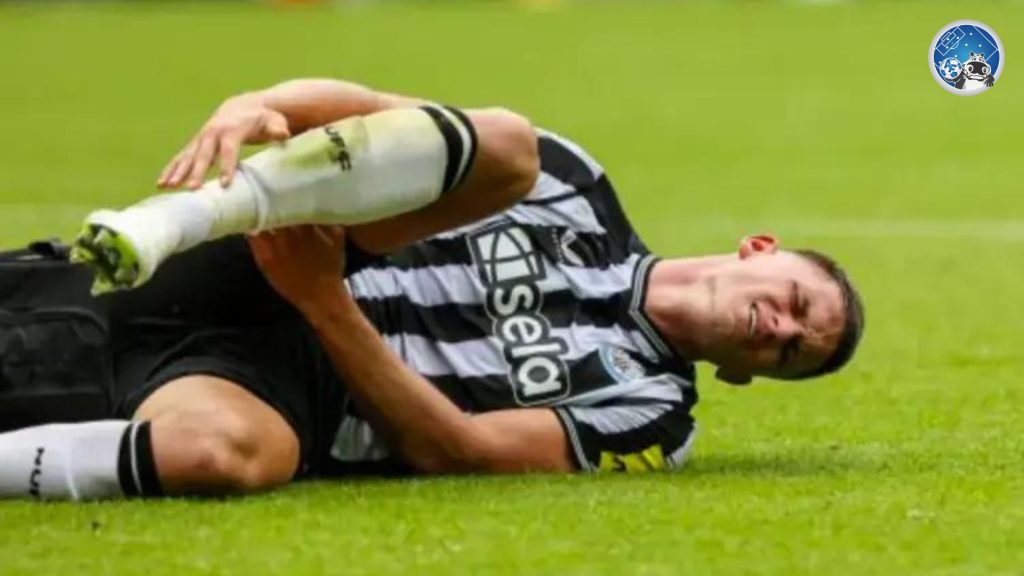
[747, 302, 758, 339]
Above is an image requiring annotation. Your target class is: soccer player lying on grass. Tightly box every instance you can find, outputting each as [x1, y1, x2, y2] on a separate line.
[0, 79, 864, 500]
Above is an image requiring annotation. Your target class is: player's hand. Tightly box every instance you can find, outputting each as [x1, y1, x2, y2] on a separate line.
[248, 225, 349, 317]
[158, 93, 292, 191]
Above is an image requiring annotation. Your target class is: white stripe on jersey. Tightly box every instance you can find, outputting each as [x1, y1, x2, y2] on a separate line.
[566, 402, 675, 435]
[431, 164, 609, 241]
[511, 190, 607, 234]
[384, 324, 654, 378]
[381, 333, 500, 377]
[554, 373, 689, 407]
[349, 264, 472, 305]
[350, 252, 641, 306]
[530, 171, 577, 202]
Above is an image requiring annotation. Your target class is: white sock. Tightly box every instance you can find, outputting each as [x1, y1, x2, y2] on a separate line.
[0, 421, 161, 501]
[84, 105, 476, 288]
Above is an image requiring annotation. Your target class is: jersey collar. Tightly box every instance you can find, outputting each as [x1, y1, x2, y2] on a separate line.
[628, 254, 690, 365]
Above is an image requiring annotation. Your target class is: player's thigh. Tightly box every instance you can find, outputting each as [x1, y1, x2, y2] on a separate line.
[135, 375, 300, 494]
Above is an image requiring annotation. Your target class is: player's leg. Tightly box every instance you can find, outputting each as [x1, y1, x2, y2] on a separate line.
[134, 375, 300, 495]
[73, 105, 479, 294]
[110, 319, 333, 498]
[0, 375, 299, 500]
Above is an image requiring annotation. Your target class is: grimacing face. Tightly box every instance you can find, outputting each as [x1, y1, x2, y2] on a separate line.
[702, 236, 845, 384]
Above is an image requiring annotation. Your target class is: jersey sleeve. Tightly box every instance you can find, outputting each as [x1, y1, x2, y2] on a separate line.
[526, 129, 605, 203]
[552, 373, 697, 473]
[520, 129, 650, 261]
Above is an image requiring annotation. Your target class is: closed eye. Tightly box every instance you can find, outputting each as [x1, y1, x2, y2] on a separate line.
[792, 281, 809, 319]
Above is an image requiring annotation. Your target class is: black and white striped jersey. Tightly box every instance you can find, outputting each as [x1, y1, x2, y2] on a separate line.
[331, 129, 699, 473]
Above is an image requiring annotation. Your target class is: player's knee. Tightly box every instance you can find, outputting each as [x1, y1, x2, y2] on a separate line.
[185, 410, 262, 490]
[472, 108, 540, 197]
[152, 408, 295, 494]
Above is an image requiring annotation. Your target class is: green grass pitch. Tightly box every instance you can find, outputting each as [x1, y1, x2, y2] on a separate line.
[1, 1, 1022, 574]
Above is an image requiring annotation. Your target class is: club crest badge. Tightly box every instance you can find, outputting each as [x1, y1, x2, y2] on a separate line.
[930, 21, 1003, 95]
[599, 345, 647, 383]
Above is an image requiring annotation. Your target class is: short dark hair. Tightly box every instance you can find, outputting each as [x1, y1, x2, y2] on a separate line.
[791, 249, 865, 379]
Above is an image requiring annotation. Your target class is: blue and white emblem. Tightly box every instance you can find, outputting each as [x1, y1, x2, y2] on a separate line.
[599, 345, 647, 383]
[930, 21, 1003, 95]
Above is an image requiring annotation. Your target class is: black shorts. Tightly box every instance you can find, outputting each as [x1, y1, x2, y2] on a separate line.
[104, 237, 351, 475]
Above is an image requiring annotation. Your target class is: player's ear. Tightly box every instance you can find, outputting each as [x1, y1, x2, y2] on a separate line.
[738, 234, 779, 260]
[715, 366, 753, 386]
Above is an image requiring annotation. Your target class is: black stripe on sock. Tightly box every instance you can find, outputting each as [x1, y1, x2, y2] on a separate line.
[133, 422, 164, 498]
[116, 422, 164, 498]
[420, 105, 466, 194]
[117, 423, 140, 497]
[443, 106, 478, 191]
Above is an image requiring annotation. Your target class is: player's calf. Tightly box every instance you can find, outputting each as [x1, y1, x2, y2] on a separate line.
[74, 105, 478, 294]
[0, 376, 299, 500]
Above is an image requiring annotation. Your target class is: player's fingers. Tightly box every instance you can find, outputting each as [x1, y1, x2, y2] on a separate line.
[157, 155, 184, 189]
[167, 140, 200, 189]
[217, 136, 242, 188]
[266, 227, 304, 259]
[296, 225, 323, 248]
[281, 225, 307, 244]
[186, 135, 219, 190]
[319, 225, 345, 244]
[313, 225, 335, 247]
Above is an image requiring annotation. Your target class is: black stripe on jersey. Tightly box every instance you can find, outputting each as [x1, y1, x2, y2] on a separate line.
[531, 224, 619, 270]
[581, 174, 650, 257]
[525, 173, 644, 263]
[355, 289, 632, 342]
[529, 134, 650, 258]
[534, 135, 600, 192]
[426, 373, 509, 412]
[345, 238, 388, 275]
[355, 297, 490, 342]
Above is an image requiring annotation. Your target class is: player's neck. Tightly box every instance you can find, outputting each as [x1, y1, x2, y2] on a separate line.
[643, 256, 732, 361]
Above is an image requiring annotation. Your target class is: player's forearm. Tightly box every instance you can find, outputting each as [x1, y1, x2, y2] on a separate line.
[252, 78, 424, 134]
[304, 293, 495, 474]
